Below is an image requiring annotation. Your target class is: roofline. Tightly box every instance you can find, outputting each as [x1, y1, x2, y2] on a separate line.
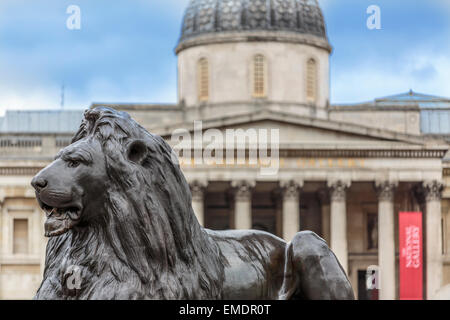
[331, 90, 450, 109]
[152, 109, 447, 147]
[329, 104, 421, 111]
[0, 132, 74, 136]
[2, 108, 85, 114]
[376, 90, 450, 102]
[90, 103, 181, 112]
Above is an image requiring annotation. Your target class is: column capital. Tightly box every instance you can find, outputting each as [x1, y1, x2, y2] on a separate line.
[189, 180, 208, 201]
[375, 180, 398, 202]
[327, 180, 351, 202]
[422, 180, 444, 202]
[231, 180, 255, 201]
[280, 180, 303, 200]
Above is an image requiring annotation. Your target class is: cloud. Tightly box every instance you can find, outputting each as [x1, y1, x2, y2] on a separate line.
[410, 64, 437, 82]
[0, 0, 448, 114]
[0, 86, 65, 113]
[325, 0, 450, 103]
[331, 48, 450, 103]
[0, 0, 184, 115]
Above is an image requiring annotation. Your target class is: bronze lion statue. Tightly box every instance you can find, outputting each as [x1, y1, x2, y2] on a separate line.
[31, 107, 354, 300]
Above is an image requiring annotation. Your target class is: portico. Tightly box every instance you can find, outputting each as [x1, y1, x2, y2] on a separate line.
[189, 176, 444, 300]
[176, 110, 448, 300]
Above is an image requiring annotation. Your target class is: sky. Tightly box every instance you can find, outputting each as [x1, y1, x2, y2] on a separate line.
[0, 0, 449, 115]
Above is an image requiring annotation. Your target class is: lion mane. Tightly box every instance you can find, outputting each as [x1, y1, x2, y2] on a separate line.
[36, 107, 225, 299]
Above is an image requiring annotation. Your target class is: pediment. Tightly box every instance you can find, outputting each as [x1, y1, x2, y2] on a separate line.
[218, 119, 397, 147]
[157, 110, 445, 149]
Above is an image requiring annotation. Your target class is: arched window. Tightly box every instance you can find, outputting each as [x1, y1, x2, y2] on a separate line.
[197, 58, 209, 102]
[253, 54, 267, 98]
[306, 58, 318, 103]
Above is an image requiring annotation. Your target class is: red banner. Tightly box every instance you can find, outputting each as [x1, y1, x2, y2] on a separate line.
[399, 212, 423, 300]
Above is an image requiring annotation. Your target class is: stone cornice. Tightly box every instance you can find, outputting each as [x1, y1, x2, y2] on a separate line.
[174, 148, 447, 159]
[0, 148, 447, 176]
[175, 31, 332, 54]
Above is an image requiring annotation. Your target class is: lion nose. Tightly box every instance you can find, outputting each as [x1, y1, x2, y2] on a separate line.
[31, 177, 48, 193]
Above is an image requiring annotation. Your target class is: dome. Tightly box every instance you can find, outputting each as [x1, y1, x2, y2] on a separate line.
[178, 0, 328, 47]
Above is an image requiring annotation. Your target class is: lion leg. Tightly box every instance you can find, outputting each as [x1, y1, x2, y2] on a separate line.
[280, 231, 355, 300]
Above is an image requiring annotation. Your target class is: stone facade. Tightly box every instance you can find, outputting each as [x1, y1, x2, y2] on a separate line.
[3, 113, 449, 299]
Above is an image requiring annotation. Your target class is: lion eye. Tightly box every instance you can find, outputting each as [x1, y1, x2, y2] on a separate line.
[68, 160, 81, 168]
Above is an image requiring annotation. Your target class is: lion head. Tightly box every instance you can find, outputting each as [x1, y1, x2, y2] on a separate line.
[31, 137, 108, 237]
[32, 107, 224, 299]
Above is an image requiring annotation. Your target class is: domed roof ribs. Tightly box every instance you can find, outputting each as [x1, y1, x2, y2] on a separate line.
[240, 0, 247, 29]
[269, 0, 275, 30]
[214, 0, 220, 30]
[193, 6, 198, 34]
[177, 0, 329, 48]
[296, 0, 303, 31]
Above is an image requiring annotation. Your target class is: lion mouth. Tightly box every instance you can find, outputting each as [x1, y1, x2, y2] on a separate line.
[42, 203, 81, 220]
[40, 202, 82, 237]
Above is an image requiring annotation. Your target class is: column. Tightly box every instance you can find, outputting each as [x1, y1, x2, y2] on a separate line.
[231, 180, 255, 230]
[280, 180, 303, 242]
[328, 180, 351, 274]
[375, 180, 398, 300]
[318, 189, 331, 244]
[189, 180, 208, 226]
[423, 180, 444, 299]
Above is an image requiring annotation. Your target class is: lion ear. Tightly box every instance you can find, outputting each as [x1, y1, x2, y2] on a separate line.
[127, 140, 148, 165]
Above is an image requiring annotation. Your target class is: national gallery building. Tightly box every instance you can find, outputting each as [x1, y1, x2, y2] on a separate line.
[0, 0, 449, 300]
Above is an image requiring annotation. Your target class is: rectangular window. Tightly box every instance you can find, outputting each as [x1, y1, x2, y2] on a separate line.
[198, 58, 209, 102]
[13, 218, 28, 254]
[253, 55, 266, 98]
[306, 58, 317, 103]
